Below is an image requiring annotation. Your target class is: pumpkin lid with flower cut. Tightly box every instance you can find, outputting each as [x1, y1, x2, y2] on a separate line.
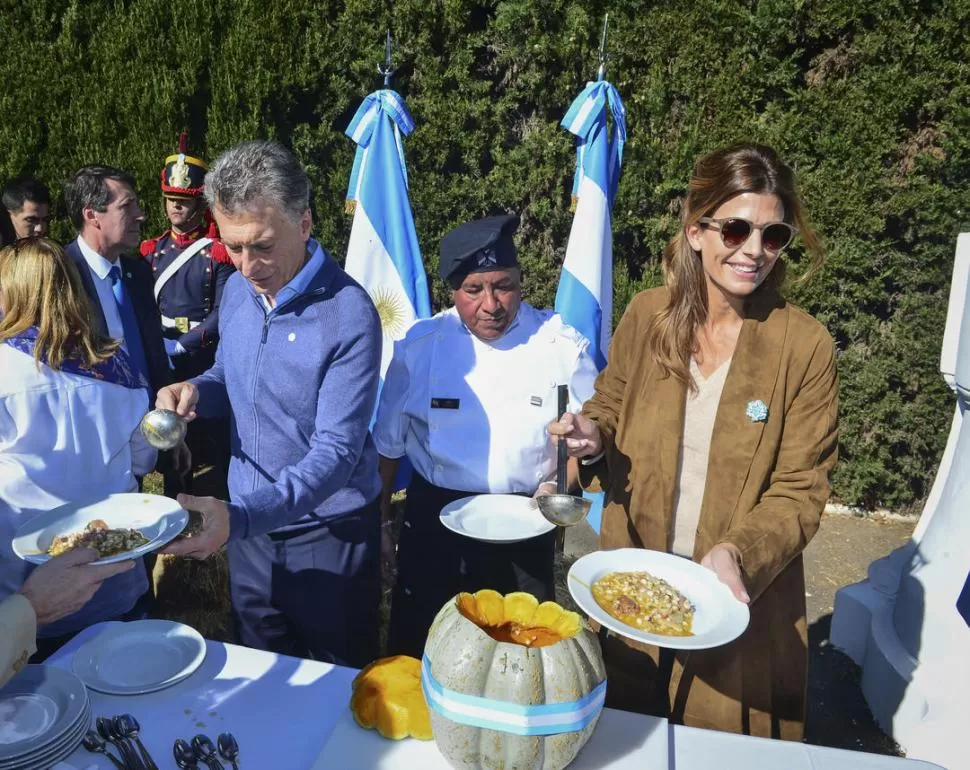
[350, 655, 432, 741]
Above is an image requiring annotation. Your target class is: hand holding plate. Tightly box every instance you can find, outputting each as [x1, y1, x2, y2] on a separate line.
[700, 543, 750, 604]
[162, 494, 230, 559]
[17, 548, 135, 624]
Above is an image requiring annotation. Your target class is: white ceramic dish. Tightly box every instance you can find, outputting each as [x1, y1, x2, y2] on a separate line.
[0, 701, 89, 770]
[568, 548, 751, 650]
[72, 620, 207, 696]
[12, 493, 189, 565]
[439, 494, 556, 543]
[0, 665, 88, 764]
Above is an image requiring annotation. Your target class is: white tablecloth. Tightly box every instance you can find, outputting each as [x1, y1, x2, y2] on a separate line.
[48, 623, 944, 770]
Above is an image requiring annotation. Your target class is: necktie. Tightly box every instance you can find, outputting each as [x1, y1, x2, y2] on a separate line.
[109, 265, 151, 388]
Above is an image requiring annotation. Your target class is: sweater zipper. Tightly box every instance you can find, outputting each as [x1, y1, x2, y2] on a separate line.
[250, 302, 268, 492]
[246, 287, 327, 493]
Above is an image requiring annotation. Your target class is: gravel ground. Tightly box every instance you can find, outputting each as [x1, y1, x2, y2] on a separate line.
[561, 511, 917, 756]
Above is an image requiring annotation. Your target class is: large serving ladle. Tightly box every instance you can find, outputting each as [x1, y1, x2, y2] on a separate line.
[140, 408, 188, 451]
[536, 385, 592, 546]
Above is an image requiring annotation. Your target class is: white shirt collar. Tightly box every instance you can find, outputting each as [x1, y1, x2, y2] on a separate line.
[455, 303, 524, 342]
[76, 235, 117, 280]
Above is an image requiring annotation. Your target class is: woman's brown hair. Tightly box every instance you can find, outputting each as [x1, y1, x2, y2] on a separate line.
[647, 143, 824, 389]
[0, 237, 120, 370]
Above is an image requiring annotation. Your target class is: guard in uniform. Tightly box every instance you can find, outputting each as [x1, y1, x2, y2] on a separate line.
[141, 132, 234, 497]
[373, 214, 598, 657]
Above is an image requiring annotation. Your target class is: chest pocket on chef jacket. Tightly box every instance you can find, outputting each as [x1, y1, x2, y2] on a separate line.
[503, 378, 558, 474]
[426, 372, 482, 460]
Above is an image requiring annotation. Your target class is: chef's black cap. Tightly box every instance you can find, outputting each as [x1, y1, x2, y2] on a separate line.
[438, 214, 520, 289]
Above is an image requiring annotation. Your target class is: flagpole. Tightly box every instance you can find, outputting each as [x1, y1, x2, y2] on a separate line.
[596, 14, 609, 82]
[378, 29, 395, 86]
[556, 13, 627, 534]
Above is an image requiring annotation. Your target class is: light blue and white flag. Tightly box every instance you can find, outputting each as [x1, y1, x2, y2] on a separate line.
[556, 80, 627, 533]
[345, 89, 431, 379]
[555, 80, 627, 370]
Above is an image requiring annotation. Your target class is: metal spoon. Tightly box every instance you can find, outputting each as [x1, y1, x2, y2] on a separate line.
[116, 713, 159, 770]
[217, 732, 240, 770]
[97, 716, 140, 769]
[108, 715, 145, 769]
[140, 408, 188, 450]
[536, 385, 592, 539]
[174, 738, 200, 769]
[192, 734, 225, 769]
[83, 729, 127, 770]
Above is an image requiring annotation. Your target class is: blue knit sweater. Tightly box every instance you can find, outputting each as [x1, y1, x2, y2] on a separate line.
[191, 243, 382, 538]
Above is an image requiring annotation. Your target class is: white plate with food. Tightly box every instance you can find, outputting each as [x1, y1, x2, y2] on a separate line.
[439, 494, 556, 543]
[11, 493, 189, 565]
[567, 548, 750, 650]
[72, 619, 207, 695]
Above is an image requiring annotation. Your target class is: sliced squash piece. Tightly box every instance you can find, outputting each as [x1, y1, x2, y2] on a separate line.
[350, 655, 433, 740]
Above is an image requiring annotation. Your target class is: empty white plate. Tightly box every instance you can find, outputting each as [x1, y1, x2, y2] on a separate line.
[12, 493, 189, 565]
[568, 548, 750, 650]
[72, 620, 206, 695]
[439, 494, 556, 543]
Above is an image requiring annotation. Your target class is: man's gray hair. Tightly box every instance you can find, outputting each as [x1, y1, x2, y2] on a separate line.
[204, 140, 310, 222]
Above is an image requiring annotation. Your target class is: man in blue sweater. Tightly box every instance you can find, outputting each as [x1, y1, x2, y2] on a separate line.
[158, 140, 383, 666]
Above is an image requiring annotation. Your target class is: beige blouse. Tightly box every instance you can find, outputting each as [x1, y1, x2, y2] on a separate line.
[671, 357, 732, 557]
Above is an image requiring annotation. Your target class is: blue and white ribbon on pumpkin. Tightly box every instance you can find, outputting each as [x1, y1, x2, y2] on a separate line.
[421, 655, 606, 736]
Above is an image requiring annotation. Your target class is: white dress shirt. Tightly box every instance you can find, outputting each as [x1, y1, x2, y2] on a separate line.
[0, 344, 154, 603]
[373, 303, 597, 494]
[76, 235, 126, 348]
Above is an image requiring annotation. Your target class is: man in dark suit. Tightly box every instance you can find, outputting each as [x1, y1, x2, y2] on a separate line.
[63, 166, 171, 393]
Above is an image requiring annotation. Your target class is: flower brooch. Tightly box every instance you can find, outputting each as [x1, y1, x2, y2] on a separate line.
[745, 399, 769, 423]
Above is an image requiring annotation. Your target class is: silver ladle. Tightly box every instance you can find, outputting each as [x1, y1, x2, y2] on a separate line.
[140, 408, 188, 450]
[536, 385, 592, 541]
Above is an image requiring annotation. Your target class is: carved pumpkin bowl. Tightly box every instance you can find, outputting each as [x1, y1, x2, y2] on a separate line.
[422, 590, 606, 770]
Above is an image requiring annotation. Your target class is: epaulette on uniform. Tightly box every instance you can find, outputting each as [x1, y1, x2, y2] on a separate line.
[210, 239, 233, 266]
[403, 312, 445, 345]
[139, 238, 158, 259]
[545, 310, 592, 353]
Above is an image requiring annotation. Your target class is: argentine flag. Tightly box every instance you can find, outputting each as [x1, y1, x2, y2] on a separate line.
[555, 80, 627, 532]
[555, 80, 627, 370]
[345, 89, 431, 379]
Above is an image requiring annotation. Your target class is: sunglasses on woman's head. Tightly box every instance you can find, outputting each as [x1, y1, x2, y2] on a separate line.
[698, 217, 796, 253]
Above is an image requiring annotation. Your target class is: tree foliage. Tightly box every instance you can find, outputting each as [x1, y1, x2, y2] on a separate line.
[2, 0, 968, 507]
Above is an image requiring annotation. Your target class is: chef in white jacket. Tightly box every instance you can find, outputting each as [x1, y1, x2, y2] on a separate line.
[373, 215, 597, 656]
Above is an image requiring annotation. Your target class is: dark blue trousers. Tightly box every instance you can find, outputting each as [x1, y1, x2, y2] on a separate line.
[387, 474, 555, 658]
[227, 500, 380, 667]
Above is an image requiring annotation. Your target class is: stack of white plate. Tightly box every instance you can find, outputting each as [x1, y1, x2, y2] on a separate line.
[0, 665, 90, 770]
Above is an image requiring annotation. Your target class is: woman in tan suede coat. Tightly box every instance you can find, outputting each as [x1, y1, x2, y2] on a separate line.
[551, 144, 838, 740]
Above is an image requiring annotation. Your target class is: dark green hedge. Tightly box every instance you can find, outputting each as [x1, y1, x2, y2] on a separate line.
[3, 0, 968, 508]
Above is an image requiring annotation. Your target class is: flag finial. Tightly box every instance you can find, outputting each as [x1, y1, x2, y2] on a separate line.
[596, 14, 610, 81]
[378, 29, 396, 87]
